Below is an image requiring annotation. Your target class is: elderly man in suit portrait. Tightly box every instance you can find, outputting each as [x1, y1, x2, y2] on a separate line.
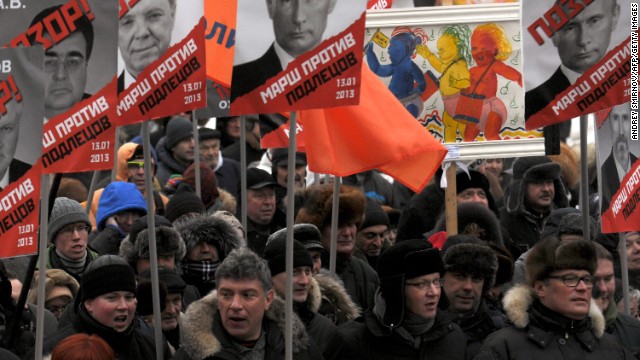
[0, 95, 27, 190]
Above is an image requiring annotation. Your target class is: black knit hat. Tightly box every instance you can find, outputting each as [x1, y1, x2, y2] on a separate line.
[360, 200, 390, 230]
[526, 237, 597, 286]
[540, 207, 581, 240]
[263, 236, 313, 276]
[165, 184, 206, 223]
[165, 116, 193, 150]
[128, 215, 173, 244]
[376, 239, 441, 328]
[81, 255, 136, 301]
[198, 127, 221, 142]
[443, 243, 498, 293]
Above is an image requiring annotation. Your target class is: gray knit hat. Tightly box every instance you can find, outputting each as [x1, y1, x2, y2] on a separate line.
[48, 197, 91, 242]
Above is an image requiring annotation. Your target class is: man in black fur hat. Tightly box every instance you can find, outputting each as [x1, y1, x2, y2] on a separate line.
[328, 239, 466, 359]
[441, 242, 501, 359]
[476, 237, 633, 360]
[499, 156, 569, 258]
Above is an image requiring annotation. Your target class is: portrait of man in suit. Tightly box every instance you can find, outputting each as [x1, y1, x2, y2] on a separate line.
[29, 6, 94, 122]
[525, 0, 620, 120]
[0, 95, 28, 190]
[600, 102, 639, 213]
[118, 0, 176, 91]
[231, 0, 337, 101]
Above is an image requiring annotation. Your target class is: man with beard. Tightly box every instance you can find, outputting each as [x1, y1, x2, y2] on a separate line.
[600, 103, 639, 213]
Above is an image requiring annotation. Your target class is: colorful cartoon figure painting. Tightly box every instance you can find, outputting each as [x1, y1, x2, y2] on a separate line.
[463, 24, 522, 141]
[365, 27, 428, 118]
[365, 19, 533, 143]
[422, 24, 472, 143]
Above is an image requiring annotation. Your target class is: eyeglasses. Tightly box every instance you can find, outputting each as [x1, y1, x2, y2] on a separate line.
[44, 55, 86, 73]
[45, 303, 69, 316]
[58, 224, 90, 236]
[547, 274, 594, 288]
[127, 160, 145, 170]
[405, 278, 444, 290]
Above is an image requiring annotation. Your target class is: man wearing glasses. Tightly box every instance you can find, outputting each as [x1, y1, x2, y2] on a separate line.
[476, 237, 632, 360]
[45, 197, 99, 281]
[329, 239, 467, 359]
[441, 241, 500, 358]
[29, 6, 94, 122]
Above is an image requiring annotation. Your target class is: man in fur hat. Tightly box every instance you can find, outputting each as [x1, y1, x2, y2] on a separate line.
[175, 213, 243, 297]
[263, 234, 338, 357]
[295, 184, 379, 311]
[173, 248, 322, 360]
[441, 241, 502, 358]
[499, 156, 569, 259]
[476, 237, 633, 360]
[329, 239, 466, 359]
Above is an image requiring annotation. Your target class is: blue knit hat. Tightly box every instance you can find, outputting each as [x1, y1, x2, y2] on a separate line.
[96, 182, 147, 231]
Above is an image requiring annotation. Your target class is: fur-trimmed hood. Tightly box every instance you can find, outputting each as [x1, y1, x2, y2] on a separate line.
[179, 290, 310, 359]
[119, 226, 186, 268]
[175, 213, 243, 261]
[314, 271, 360, 324]
[502, 284, 605, 338]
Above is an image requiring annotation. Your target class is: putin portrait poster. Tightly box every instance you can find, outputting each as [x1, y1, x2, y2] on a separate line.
[230, 0, 367, 114]
[117, 0, 206, 126]
[523, 0, 633, 130]
[0, 47, 44, 258]
[596, 102, 640, 233]
[1, 0, 119, 174]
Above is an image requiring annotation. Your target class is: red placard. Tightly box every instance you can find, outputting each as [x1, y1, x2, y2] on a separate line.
[1, 0, 119, 174]
[117, 0, 206, 125]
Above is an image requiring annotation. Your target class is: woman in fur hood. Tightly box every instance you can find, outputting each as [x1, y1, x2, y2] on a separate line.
[475, 237, 633, 360]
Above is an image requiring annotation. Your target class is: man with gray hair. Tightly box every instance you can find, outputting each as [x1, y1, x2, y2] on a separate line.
[174, 248, 322, 360]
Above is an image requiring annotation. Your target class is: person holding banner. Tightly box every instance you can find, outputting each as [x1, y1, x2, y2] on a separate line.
[525, 0, 620, 121]
[0, 93, 26, 189]
[231, 0, 337, 100]
[600, 103, 639, 213]
[118, 0, 176, 91]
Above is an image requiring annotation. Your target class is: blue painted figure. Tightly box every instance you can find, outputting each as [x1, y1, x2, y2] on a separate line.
[366, 31, 426, 118]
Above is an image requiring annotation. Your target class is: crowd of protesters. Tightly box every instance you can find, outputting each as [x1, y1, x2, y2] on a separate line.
[1, 113, 639, 360]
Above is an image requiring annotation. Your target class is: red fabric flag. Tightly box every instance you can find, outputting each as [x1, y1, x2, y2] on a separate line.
[300, 66, 447, 193]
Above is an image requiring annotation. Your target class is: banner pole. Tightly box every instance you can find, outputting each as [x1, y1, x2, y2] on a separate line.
[84, 171, 99, 215]
[284, 112, 298, 360]
[192, 111, 202, 197]
[329, 177, 341, 276]
[620, 233, 631, 315]
[142, 122, 163, 360]
[112, 127, 121, 183]
[34, 173, 50, 360]
[579, 115, 590, 241]
[240, 116, 248, 243]
[445, 163, 458, 237]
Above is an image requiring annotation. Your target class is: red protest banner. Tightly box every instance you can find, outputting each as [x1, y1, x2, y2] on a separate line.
[1, 0, 119, 174]
[259, 113, 306, 150]
[0, 47, 44, 258]
[117, 0, 206, 125]
[230, 1, 367, 115]
[41, 80, 117, 172]
[596, 102, 640, 233]
[523, 0, 633, 130]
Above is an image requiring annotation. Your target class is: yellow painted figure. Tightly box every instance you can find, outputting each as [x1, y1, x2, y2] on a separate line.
[423, 25, 472, 142]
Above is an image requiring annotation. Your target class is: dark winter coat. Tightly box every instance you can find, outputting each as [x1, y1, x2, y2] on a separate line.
[215, 157, 242, 200]
[32, 299, 165, 359]
[173, 291, 323, 360]
[448, 299, 504, 360]
[88, 226, 125, 255]
[474, 285, 633, 360]
[328, 310, 467, 360]
[314, 271, 361, 326]
[603, 299, 640, 359]
[323, 254, 379, 312]
[293, 276, 338, 357]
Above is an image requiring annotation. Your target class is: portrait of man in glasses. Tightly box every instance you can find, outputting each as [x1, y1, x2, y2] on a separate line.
[28, 6, 94, 122]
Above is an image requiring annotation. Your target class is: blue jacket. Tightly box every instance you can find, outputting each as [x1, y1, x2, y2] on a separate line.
[96, 182, 147, 231]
